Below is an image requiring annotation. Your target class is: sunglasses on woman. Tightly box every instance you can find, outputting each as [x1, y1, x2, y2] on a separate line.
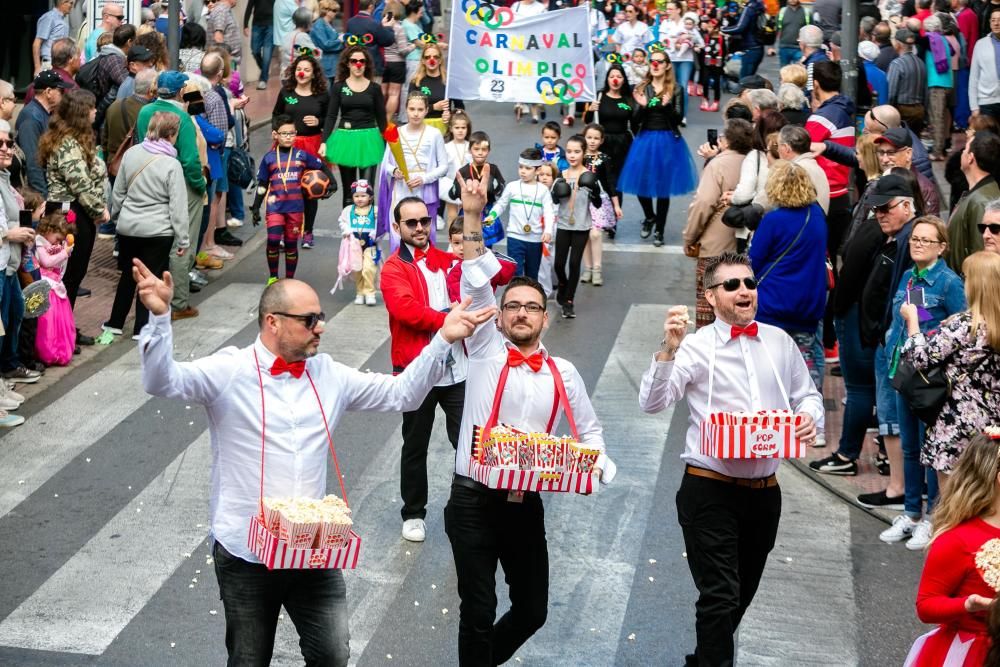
[349, 58, 366, 65]
[707, 277, 758, 291]
[978, 223, 1000, 235]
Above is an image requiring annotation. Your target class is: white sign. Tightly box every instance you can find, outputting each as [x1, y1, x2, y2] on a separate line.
[445, 1, 596, 105]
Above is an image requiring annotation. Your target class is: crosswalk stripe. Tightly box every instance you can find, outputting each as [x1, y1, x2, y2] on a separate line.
[0, 284, 263, 520]
[511, 304, 675, 665]
[0, 302, 392, 655]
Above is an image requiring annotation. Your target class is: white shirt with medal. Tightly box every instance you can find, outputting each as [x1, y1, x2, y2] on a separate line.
[406, 243, 469, 387]
[490, 180, 555, 243]
[389, 123, 449, 201]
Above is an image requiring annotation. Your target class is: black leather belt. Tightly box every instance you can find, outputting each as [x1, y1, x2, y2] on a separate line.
[451, 474, 493, 494]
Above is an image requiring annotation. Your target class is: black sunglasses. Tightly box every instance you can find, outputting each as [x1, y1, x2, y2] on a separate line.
[979, 223, 1000, 235]
[0, 139, 14, 149]
[273, 311, 326, 329]
[400, 217, 432, 229]
[707, 277, 758, 291]
[871, 200, 905, 215]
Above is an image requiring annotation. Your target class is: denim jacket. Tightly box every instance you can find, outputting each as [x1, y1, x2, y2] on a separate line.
[885, 259, 967, 360]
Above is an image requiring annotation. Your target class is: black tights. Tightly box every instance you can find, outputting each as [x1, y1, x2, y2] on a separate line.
[554, 229, 589, 305]
[303, 198, 318, 235]
[338, 165, 376, 207]
[638, 197, 670, 234]
[700, 66, 723, 102]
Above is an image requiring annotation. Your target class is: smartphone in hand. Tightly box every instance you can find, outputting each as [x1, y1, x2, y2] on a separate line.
[707, 129, 718, 149]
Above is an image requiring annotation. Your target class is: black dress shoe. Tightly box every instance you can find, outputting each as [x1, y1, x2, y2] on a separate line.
[189, 281, 202, 293]
[77, 287, 92, 297]
[76, 330, 95, 346]
[215, 230, 244, 247]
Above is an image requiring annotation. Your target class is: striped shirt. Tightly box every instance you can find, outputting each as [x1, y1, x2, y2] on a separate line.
[887, 52, 927, 106]
[256, 147, 325, 215]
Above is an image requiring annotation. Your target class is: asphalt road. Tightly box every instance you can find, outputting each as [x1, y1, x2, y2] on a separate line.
[0, 59, 928, 667]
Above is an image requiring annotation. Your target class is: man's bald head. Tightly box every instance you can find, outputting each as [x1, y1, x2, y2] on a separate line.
[257, 279, 319, 327]
[873, 22, 891, 44]
[866, 105, 901, 135]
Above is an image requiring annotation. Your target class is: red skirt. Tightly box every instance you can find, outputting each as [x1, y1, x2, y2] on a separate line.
[294, 134, 325, 162]
[905, 627, 989, 667]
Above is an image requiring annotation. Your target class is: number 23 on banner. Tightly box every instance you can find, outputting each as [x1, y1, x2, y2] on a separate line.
[479, 77, 513, 102]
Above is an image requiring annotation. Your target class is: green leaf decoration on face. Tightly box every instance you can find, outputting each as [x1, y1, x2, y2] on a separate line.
[341, 86, 353, 96]
[284, 96, 298, 105]
[617, 102, 631, 111]
[420, 86, 431, 96]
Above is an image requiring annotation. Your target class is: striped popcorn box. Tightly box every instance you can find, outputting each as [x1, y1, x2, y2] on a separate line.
[278, 511, 321, 550]
[315, 519, 354, 549]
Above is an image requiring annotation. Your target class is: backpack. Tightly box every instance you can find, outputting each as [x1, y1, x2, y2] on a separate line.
[756, 11, 778, 46]
[75, 56, 105, 97]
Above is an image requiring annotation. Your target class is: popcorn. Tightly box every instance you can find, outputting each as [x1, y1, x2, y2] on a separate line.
[976, 538, 1000, 592]
[263, 494, 354, 548]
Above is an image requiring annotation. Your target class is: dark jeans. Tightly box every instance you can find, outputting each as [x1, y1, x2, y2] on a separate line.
[896, 394, 939, 518]
[740, 46, 764, 78]
[824, 194, 852, 348]
[63, 202, 96, 310]
[212, 541, 350, 667]
[250, 23, 275, 82]
[833, 304, 876, 460]
[676, 471, 781, 667]
[400, 381, 464, 520]
[506, 236, 542, 280]
[0, 272, 24, 371]
[444, 482, 549, 666]
[554, 228, 588, 304]
[107, 234, 173, 335]
[638, 196, 670, 233]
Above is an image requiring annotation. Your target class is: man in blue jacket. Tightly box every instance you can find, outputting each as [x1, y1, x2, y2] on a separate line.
[346, 0, 396, 75]
[15, 71, 71, 197]
[722, 0, 765, 77]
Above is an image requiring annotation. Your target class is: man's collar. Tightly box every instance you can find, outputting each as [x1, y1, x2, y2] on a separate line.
[504, 339, 549, 360]
[253, 336, 279, 369]
[711, 316, 757, 342]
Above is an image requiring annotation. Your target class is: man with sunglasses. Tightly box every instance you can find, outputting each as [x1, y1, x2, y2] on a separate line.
[639, 252, 822, 667]
[873, 128, 941, 215]
[381, 197, 468, 543]
[981, 208, 1000, 255]
[135, 260, 494, 666]
[84, 2, 125, 61]
[947, 133, 1000, 271]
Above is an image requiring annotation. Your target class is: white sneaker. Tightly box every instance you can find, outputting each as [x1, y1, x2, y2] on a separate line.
[226, 217, 244, 228]
[256, 80, 268, 90]
[436, 217, 444, 231]
[813, 432, 826, 448]
[402, 518, 426, 542]
[0, 410, 25, 427]
[0, 396, 20, 411]
[906, 519, 933, 551]
[354, 295, 364, 305]
[6, 387, 24, 403]
[879, 515, 918, 543]
[365, 294, 377, 306]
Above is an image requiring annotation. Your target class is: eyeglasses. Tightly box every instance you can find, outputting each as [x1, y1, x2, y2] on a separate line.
[273, 311, 326, 329]
[707, 277, 758, 291]
[909, 237, 943, 247]
[348, 58, 367, 65]
[872, 200, 905, 215]
[0, 140, 13, 149]
[501, 301, 545, 313]
[875, 147, 903, 157]
[276, 131, 296, 137]
[978, 223, 1000, 235]
[401, 216, 432, 229]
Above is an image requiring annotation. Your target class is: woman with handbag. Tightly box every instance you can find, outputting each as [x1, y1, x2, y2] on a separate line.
[682, 118, 751, 329]
[748, 160, 828, 390]
[881, 217, 967, 550]
[900, 251, 1000, 511]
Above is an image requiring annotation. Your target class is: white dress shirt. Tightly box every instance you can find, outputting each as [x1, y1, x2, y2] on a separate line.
[139, 312, 452, 562]
[638, 317, 824, 479]
[456, 252, 612, 479]
[407, 242, 468, 386]
[614, 20, 653, 55]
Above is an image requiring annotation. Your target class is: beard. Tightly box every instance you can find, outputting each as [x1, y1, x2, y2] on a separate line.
[503, 320, 541, 346]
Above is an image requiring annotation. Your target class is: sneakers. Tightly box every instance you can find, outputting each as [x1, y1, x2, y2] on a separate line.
[0, 410, 25, 428]
[301, 233, 314, 249]
[189, 270, 209, 287]
[96, 221, 117, 240]
[101, 325, 124, 335]
[226, 217, 244, 228]
[256, 80, 268, 90]
[402, 518, 426, 542]
[0, 393, 21, 411]
[267, 277, 279, 286]
[699, 100, 710, 111]
[365, 294, 377, 306]
[813, 432, 826, 448]
[5, 385, 24, 403]
[561, 302, 576, 319]
[809, 453, 858, 476]
[3, 366, 41, 384]
[653, 231, 664, 247]
[171, 306, 199, 321]
[580, 269, 592, 284]
[857, 489, 905, 511]
[354, 295, 364, 305]
[591, 268, 603, 286]
[873, 449, 890, 476]
[196, 252, 224, 270]
[907, 519, 933, 550]
[709, 101, 719, 112]
[640, 220, 653, 239]
[76, 330, 96, 345]
[879, 515, 918, 543]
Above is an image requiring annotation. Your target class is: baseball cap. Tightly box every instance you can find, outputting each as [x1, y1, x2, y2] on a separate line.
[868, 174, 914, 206]
[156, 70, 189, 96]
[127, 45, 155, 63]
[737, 74, 769, 92]
[858, 40, 879, 62]
[874, 127, 913, 149]
[32, 70, 72, 91]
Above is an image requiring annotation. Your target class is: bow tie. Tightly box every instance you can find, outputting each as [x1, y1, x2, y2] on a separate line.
[413, 247, 426, 262]
[507, 347, 544, 372]
[730, 322, 759, 339]
[271, 357, 306, 379]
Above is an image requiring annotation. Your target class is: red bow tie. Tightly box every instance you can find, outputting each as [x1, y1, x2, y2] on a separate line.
[271, 357, 306, 379]
[413, 247, 426, 262]
[507, 347, 544, 372]
[730, 322, 759, 339]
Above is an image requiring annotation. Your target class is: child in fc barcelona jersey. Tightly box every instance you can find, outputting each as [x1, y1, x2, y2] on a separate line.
[251, 114, 334, 284]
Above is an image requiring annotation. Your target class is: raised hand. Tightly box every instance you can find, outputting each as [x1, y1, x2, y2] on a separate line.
[456, 164, 490, 219]
[440, 296, 497, 343]
[132, 258, 174, 316]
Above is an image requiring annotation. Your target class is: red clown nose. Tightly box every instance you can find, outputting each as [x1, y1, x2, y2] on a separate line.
[296, 71, 307, 79]
[428, 59, 437, 67]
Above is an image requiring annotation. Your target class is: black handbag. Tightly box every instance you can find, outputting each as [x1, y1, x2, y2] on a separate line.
[891, 360, 950, 425]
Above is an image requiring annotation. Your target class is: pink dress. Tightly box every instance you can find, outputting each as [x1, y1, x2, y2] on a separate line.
[34, 238, 76, 366]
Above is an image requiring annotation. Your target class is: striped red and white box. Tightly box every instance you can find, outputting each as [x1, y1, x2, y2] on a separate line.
[469, 459, 598, 495]
[699, 411, 805, 459]
[248, 516, 362, 570]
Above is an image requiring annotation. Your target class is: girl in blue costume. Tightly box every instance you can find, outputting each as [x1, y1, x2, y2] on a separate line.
[617, 46, 697, 247]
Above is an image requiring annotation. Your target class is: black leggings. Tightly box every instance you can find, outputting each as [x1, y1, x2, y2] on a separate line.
[303, 198, 318, 235]
[338, 165, 376, 207]
[700, 65, 723, 102]
[638, 197, 670, 234]
[554, 229, 589, 305]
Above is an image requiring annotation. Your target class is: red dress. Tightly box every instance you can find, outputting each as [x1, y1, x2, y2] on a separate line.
[908, 518, 1000, 666]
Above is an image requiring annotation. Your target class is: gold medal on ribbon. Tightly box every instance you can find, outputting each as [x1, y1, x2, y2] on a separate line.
[523, 223, 532, 233]
[268, 195, 277, 205]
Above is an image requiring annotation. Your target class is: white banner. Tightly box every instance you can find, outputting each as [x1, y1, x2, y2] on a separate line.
[445, 1, 596, 105]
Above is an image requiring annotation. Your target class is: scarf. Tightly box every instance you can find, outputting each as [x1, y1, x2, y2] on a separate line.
[928, 32, 949, 74]
[142, 138, 178, 158]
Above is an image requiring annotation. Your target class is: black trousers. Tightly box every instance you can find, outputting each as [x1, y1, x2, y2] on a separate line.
[676, 471, 781, 667]
[338, 165, 376, 207]
[303, 198, 318, 235]
[63, 202, 96, 310]
[400, 381, 464, 520]
[825, 193, 852, 348]
[444, 481, 548, 666]
[107, 234, 174, 335]
[554, 228, 588, 305]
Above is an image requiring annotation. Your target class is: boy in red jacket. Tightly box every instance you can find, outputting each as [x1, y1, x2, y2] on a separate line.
[380, 196, 467, 543]
[446, 217, 517, 303]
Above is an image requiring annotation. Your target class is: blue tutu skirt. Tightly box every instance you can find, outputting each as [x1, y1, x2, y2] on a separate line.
[618, 130, 698, 199]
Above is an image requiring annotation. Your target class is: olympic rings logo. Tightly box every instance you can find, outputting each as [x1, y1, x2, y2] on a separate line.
[536, 76, 583, 105]
[645, 41, 666, 53]
[462, 0, 515, 28]
[418, 33, 442, 44]
[346, 33, 375, 46]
